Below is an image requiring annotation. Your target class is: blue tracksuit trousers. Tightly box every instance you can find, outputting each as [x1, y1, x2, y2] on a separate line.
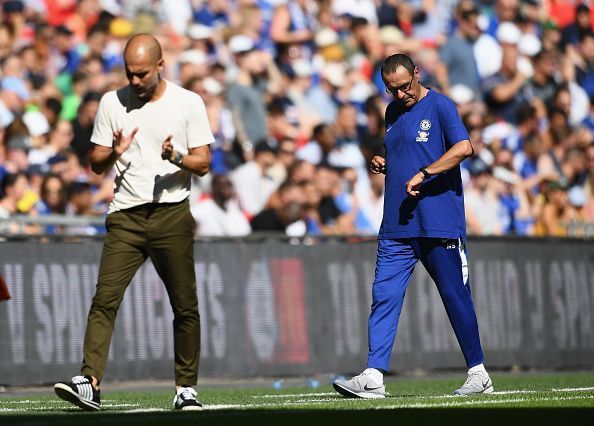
[367, 238, 484, 371]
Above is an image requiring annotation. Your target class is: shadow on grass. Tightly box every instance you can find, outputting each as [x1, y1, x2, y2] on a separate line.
[3, 408, 594, 426]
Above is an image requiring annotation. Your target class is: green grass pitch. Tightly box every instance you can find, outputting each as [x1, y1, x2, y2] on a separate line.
[1, 371, 593, 425]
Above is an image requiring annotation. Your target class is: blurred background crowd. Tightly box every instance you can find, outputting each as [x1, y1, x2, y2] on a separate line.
[0, 0, 593, 238]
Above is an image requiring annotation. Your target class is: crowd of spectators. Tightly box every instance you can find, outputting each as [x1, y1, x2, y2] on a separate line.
[0, 0, 593, 238]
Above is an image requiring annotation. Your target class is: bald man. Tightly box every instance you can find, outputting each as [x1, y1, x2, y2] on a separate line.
[54, 34, 213, 411]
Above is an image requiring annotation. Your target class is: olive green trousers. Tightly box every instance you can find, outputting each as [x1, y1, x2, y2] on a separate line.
[81, 200, 200, 385]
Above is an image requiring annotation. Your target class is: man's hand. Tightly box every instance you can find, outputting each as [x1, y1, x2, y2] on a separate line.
[370, 156, 386, 174]
[406, 172, 425, 198]
[161, 135, 175, 161]
[113, 128, 138, 156]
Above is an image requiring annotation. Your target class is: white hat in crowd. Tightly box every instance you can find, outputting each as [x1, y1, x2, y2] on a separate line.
[379, 26, 404, 45]
[321, 62, 346, 87]
[178, 49, 208, 65]
[450, 84, 475, 105]
[497, 21, 522, 45]
[568, 186, 587, 207]
[349, 81, 373, 103]
[228, 35, 255, 54]
[202, 77, 223, 96]
[315, 28, 339, 47]
[23, 110, 50, 137]
[292, 59, 314, 78]
[518, 33, 542, 56]
[187, 23, 213, 41]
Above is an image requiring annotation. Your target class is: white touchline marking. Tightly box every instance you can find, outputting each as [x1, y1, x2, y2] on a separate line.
[489, 390, 538, 395]
[122, 409, 167, 413]
[4, 386, 593, 413]
[255, 386, 594, 401]
[210, 394, 594, 411]
[101, 403, 142, 408]
[552, 387, 594, 392]
[205, 400, 337, 410]
[255, 392, 336, 399]
[205, 404, 247, 410]
[379, 395, 594, 409]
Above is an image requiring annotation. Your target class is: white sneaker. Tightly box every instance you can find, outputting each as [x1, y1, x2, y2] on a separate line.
[173, 386, 202, 410]
[333, 369, 386, 399]
[455, 370, 494, 395]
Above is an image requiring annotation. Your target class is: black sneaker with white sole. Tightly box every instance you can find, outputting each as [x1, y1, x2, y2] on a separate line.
[54, 375, 101, 411]
[173, 386, 202, 411]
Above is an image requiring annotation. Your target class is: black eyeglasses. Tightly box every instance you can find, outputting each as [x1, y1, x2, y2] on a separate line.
[461, 9, 478, 20]
[385, 77, 414, 96]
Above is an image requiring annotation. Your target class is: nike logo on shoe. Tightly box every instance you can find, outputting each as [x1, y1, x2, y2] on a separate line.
[363, 384, 383, 391]
[482, 380, 491, 388]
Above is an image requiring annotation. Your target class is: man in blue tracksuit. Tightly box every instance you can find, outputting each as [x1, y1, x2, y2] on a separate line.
[334, 53, 493, 398]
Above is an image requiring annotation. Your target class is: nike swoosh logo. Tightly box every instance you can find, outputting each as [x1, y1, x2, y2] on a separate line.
[364, 384, 383, 391]
[386, 126, 394, 133]
[482, 380, 491, 388]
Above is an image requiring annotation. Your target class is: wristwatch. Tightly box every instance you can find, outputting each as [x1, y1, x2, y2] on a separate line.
[419, 167, 431, 179]
[170, 151, 184, 167]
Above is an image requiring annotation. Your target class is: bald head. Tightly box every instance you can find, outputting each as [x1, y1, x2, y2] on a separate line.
[123, 34, 165, 101]
[124, 34, 162, 65]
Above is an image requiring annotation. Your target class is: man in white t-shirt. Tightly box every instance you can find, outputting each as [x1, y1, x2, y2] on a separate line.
[192, 174, 251, 237]
[54, 34, 213, 412]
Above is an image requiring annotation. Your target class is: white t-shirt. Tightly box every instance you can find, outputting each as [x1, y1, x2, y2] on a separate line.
[191, 198, 251, 237]
[230, 162, 279, 217]
[91, 80, 214, 213]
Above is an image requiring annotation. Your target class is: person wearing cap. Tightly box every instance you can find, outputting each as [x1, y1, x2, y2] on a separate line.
[186, 23, 214, 58]
[314, 27, 344, 62]
[28, 119, 74, 166]
[53, 34, 213, 412]
[225, 35, 269, 157]
[438, 0, 483, 98]
[286, 59, 320, 124]
[481, 21, 531, 124]
[333, 53, 493, 399]
[1, 75, 30, 113]
[177, 48, 209, 86]
[485, 0, 520, 39]
[185, 75, 236, 174]
[304, 62, 345, 123]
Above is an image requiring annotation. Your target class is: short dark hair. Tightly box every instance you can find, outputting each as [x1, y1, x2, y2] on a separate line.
[211, 173, 231, 187]
[254, 139, 278, 156]
[0, 172, 24, 197]
[381, 53, 415, 78]
[516, 102, 536, 124]
[312, 123, 329, 138]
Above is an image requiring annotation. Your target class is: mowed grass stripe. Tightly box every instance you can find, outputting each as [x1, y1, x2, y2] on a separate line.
[2, 386, 593, 413]
[1, 372, 593, 416]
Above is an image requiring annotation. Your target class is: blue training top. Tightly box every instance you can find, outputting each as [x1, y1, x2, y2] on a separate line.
[379, 89, 469, 240]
